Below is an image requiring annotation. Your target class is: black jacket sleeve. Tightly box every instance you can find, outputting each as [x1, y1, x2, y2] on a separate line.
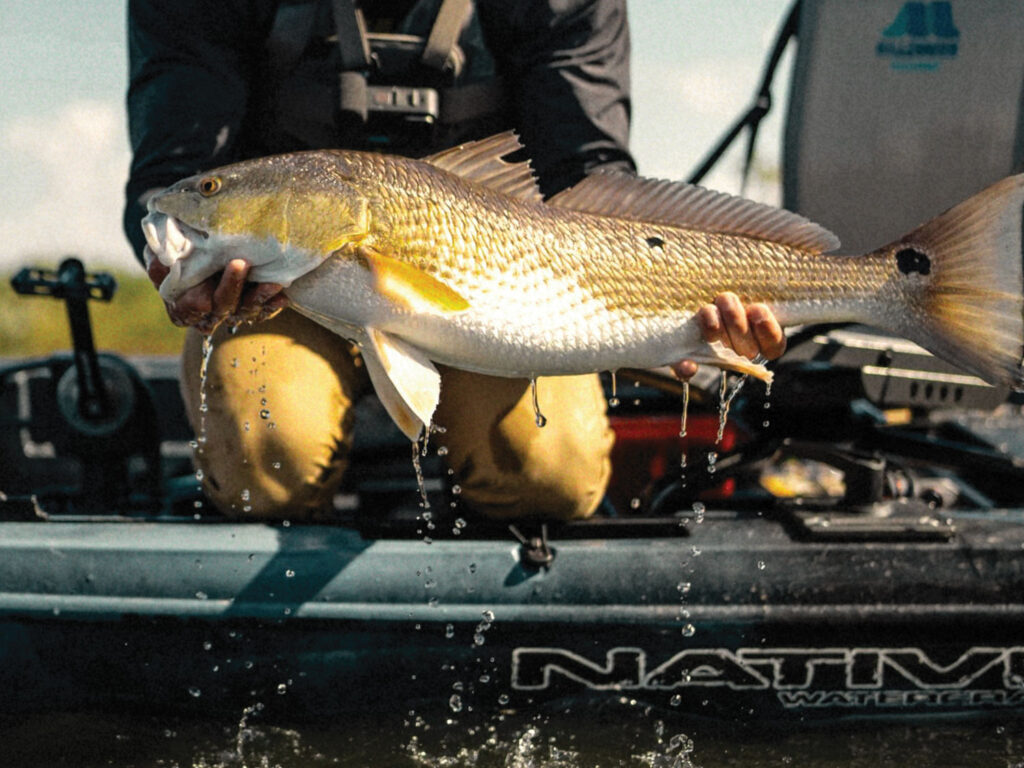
[123, 0, 274, 263]
[477, 0, 635, 196]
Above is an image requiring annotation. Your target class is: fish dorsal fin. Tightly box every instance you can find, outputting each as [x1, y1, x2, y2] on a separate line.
[549, 173, 841, 254]
[423, 131, 542, 203]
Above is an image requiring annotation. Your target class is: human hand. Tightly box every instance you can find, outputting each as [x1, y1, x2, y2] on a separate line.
[671, 292, 785, 380]
[145, 247, 289, 334]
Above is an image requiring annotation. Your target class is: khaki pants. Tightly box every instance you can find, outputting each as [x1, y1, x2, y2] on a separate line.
[180, 310, 614, 520]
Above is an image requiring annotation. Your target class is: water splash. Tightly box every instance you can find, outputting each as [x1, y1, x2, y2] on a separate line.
[530, 378, 547, 428]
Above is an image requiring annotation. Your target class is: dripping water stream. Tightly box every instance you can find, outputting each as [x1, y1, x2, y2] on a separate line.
[530, 378, 547, 428]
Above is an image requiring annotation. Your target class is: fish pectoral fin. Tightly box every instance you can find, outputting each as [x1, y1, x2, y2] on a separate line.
[361, 328, 441, 441]
[685, 341, 774, 383]
[357, 245, 470, 315]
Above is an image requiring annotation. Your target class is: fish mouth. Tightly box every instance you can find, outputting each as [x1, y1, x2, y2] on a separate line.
[141, 208, 214, 302]
[141, 209, 208, 268]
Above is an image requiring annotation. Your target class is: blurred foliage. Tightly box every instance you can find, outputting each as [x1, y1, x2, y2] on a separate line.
[1, 265, 186, 356]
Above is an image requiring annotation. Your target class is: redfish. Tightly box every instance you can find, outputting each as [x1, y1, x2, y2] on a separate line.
[142, 133, 1024, 439]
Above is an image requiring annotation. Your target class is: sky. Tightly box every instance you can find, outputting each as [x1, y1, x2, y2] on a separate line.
[0, 0, 793, 272]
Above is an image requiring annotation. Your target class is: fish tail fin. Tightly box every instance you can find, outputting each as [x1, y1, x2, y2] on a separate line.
[887, 174, 1024, 391]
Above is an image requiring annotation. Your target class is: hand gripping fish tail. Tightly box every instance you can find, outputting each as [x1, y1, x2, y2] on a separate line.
[874, 174, 1024, 393]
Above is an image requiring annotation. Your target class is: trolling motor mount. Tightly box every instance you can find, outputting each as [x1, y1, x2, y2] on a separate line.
[8, 258, 162, 511]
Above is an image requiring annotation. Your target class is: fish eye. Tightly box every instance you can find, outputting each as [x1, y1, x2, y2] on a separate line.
[198, 176, 222, 196]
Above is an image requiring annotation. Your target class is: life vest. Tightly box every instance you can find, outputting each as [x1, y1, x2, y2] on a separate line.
[254, 0, 510, 156]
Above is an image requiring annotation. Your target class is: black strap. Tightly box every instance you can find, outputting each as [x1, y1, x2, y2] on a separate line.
[687, 0, 801, 187]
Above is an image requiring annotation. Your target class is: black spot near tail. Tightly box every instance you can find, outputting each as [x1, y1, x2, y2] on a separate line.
[896, 247, 932, 276]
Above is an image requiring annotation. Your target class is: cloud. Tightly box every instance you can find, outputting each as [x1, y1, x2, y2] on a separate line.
[0, 100, 136, 271]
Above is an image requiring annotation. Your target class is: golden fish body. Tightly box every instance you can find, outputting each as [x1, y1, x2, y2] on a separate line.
[142, 133, 1024, 438]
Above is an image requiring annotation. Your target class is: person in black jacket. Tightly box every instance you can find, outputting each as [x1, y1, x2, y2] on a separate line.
[126, 0, 784, 519]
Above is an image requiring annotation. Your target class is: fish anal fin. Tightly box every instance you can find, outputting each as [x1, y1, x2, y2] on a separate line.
[550, 173, 840, 254]
[685, 341, 774, 383]
[361, 328, 442, 440]
[357, 245, 469, 314]
[423, 132, 542, 203]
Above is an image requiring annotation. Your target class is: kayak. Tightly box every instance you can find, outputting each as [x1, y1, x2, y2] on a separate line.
[3, 260, 1024, 721]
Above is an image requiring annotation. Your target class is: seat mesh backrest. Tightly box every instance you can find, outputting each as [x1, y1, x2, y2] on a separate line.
[783, 0, 1024, 253]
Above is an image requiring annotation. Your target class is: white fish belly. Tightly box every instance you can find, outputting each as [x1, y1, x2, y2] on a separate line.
[287, 257, 704, 376]
[396, 308, 704, 377]
[385, 266, 705, 377]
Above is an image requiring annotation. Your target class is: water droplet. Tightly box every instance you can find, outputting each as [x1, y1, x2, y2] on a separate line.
[757, 560, 766, 570]
[202, 640, 212, 651]
[437, 445, 449, 457]
[188, 686, 202, 698]
[451, 484, 462, 496]
[285, 569, 295, 578]
[677, 581, 691, 594]
[498, 693, 510, 705]
[272, 461, 281, 470]
[679, 381, 690, 438]
[411, 442, 430, 510]
[230, 357, 238, 368]
[629, 497, 641, 510]
[195, 468, 204, 482]
[481, 609, 495, 622]
[449, 694, 463, 713]
[692, 501, 705, 524]
[259, 409, 270, 419]
[681, 623, 696, 637]
[468, 562, 477, 574]
[530, 378, 547, 427]
[445, 623, 455, 639]
[670, 694, 682, 706]
[240, 489, 250, 502]
[243, 421, 250, 432]
[195, 591, 208, 600]
[690, 545, 701, 556]
[608, 396, 620, 408]
[276, 683, 287, 695]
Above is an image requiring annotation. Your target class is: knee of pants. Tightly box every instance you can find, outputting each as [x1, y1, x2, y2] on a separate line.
[180, 311, 365, 519]
[435, 369, 614, 521]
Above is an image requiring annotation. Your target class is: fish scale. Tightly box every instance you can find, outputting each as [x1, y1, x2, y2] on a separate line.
[141, 132, 1024, 439]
